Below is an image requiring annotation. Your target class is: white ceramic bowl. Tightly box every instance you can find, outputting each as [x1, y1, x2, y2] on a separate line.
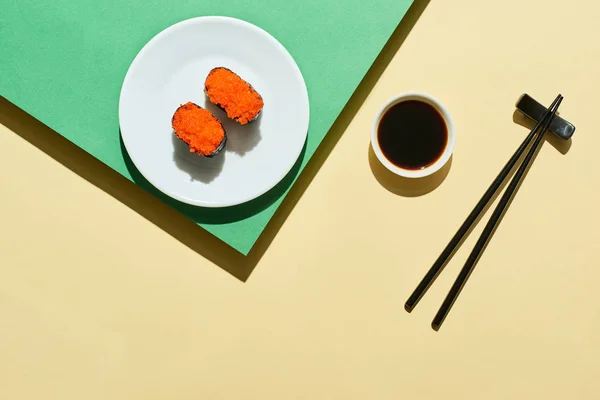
[119, 16, 309, 208]
[371, 92, 455, 179]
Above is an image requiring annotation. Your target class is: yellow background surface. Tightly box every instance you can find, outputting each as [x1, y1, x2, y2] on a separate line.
[2, 0, 599, 398]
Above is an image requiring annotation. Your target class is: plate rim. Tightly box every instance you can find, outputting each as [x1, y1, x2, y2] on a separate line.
[118, 15, 310, 208]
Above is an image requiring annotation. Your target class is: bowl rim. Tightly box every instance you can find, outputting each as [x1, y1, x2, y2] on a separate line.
[370, 91, 456, 179]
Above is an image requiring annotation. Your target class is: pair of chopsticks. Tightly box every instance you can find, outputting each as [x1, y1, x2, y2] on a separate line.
[406, 94, 564, 330]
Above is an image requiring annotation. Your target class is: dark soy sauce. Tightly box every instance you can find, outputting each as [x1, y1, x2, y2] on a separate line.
[377, 100, 448, 170]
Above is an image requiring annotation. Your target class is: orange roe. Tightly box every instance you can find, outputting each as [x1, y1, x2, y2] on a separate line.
[172, 102, 225, 156]
[204, 67, 264, 125]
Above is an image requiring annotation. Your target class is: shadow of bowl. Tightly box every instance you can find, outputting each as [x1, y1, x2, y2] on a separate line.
[368, 143, 452, 197]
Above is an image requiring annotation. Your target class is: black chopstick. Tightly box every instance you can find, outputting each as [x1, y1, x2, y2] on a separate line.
[405, 94, 564, 312]
[431, 95, 563, 330]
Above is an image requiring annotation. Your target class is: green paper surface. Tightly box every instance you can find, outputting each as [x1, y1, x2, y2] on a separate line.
[0, 0, 414, 254]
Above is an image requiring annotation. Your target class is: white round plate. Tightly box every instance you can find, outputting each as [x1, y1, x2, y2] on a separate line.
[119, 16, 309, 207]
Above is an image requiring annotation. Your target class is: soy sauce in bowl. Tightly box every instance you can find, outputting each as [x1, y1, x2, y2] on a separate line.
[377, 100, 448, 170]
